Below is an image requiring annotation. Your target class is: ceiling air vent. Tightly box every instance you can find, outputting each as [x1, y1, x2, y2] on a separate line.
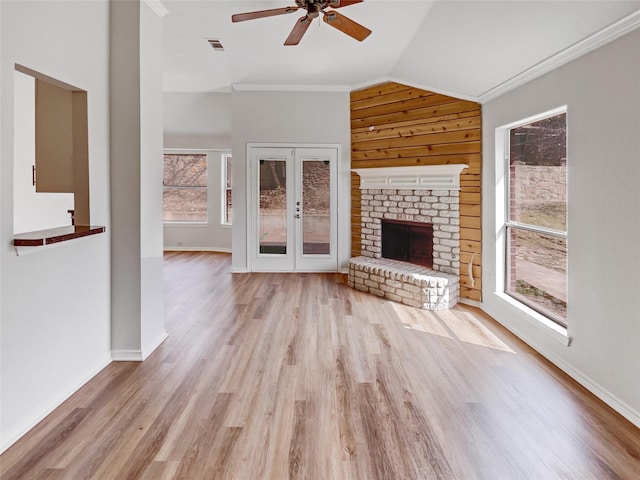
[206, 38, 225, 51]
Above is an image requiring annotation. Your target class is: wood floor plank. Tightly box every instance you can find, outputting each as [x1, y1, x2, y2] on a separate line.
[2, 252, 639, 479]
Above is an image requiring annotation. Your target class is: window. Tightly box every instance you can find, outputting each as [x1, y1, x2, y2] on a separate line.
[222, 153, 232, 225]
[163, 153, 207, 222]
[505, 110, 567, 326]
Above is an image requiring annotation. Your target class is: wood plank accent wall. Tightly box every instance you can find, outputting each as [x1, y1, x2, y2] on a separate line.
[350, 82, 482, 302]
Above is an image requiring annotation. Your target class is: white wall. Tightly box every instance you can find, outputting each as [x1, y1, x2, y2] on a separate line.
[0, 0, 111, 452]
[482, 29, 640, 426]
[164, 92, 231, 149]
[163, 92, 232, 251]
[13, 71, 74, 233]
[139, 1, 166, 356]
[110, 0, 166, 359]
[110, 0, 143, 354]
[231, 90, 351, 272]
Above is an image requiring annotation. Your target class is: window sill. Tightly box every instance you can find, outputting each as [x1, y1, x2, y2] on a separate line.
[493, 292, 571, 346]
[13, 225, 105, 256]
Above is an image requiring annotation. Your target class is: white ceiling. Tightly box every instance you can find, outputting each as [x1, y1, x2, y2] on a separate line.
[162, 0, 640, 99]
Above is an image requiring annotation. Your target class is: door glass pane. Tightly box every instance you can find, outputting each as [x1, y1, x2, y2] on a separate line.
[259, 159, 287, 254]
[302, 160, 330, 255]
[506, 227, 567, 325]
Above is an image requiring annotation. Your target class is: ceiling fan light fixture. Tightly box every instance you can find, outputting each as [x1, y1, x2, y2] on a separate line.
[231, 0, 370, 46]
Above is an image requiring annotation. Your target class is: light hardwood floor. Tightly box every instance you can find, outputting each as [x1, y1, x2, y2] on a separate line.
[2, 252, 639, 479]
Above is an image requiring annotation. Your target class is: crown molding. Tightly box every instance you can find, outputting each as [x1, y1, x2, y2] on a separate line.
[143, 0, 169, 18]
[479, 9, 640, 103]
[232, 84, 350, 93]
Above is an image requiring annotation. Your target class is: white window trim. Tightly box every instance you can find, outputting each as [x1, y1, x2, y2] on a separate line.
[221, 152, 232, 226]
[495, 106, 570, 343]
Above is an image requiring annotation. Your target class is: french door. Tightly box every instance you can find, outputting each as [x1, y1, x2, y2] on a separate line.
[249, 146, 338, 272]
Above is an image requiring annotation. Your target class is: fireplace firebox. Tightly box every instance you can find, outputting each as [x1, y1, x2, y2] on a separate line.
[381, 220, 434, 269]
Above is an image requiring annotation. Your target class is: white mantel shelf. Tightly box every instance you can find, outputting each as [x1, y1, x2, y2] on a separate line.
[351, 164, 468, 191]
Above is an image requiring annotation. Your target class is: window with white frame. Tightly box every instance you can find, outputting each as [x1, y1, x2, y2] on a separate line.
[505, 109, 567, 326]
[163, 153, 207, 222]
[222, 153, 232, 225]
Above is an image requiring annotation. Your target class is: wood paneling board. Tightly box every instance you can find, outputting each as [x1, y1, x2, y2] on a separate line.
[3, 252, 640, 478]
[351, 88, 438, 112]
[351, 93, 471, 121]
[460, 227, 482, 242]
[460, 215, 482, 229]
[352, 129, 481, 152]
[352, 110, 481, 135]
[351, 142, 481, 161]
[459, 286, 482, 302]
[350, 82, 411, 102]
[351, 83, 482, 301]
[351, 101, 481, 130]
[351, 115, 481, 143]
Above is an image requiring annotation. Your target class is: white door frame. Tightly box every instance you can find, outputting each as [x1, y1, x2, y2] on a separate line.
[246, 143, 341, 272]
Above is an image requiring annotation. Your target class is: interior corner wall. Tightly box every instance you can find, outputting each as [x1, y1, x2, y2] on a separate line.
[482, 29, 640, 426]
[0, 0, 111, 452]
[230, 90, 351, 272]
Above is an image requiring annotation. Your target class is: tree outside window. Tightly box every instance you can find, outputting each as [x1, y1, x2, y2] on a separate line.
[163, 153, 207, 222]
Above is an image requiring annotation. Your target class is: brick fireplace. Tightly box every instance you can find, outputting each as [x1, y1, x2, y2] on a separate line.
[348, 165, 467, 310]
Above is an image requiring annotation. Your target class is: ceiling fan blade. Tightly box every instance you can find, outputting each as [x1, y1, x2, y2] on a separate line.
[284, 16, 313, 46]
[232, 6, 299, 23]
[322, 11, 371, 41]
[328, 0, 363, 8]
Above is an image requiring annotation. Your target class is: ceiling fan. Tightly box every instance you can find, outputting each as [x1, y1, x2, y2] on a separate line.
[232, 0, 372, 46]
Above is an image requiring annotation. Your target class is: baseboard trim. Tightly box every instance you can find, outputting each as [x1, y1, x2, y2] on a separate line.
[0, 355, 112, 454]
[112, 331, 169, 362]
[142, 331, 169, 360]
[458, 298, 482, 308]
[230, 267, 249, 273]
[163, 247, 231, 253]
[534, 342, 640, 429]
[555, 358, 640, 429]
[111, 349, 143, 361]
[482, 304, 640, 429]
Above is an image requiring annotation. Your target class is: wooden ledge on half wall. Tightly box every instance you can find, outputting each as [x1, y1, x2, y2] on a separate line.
[13, 225, 106, 250]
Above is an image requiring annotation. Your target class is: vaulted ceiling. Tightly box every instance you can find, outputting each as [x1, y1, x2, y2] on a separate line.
[162, 0, 640, 100]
